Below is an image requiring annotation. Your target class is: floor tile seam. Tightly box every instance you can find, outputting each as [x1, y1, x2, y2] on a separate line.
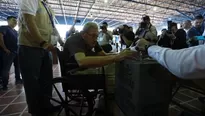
[0, 112, 21, 116]
[0, 86, 16, 98]
[0, 101, 27, 107]
[177, 92, 196, 99]
[0, 91, 24, 114]
[19, 105, 28, 116]
[180, 98, 199, 105]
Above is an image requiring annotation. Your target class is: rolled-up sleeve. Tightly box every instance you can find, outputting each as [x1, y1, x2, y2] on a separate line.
[148, 45, 205, 79]
[17, 0, 38, 16]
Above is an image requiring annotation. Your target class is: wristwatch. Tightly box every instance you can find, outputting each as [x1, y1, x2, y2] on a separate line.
[40, 41, 47, 47]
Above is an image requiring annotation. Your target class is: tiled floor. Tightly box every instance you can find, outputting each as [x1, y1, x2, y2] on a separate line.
[1, 64, 205, 116]
[0, 65, 60, 116]
[169, 86, 205, 116]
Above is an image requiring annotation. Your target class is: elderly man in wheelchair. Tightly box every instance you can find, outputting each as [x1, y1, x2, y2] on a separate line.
[46, 22, 136, 116]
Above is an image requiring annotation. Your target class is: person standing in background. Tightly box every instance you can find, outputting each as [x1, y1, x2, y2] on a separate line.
[98, 22, 113, 53]
[17, 0, 60, 115]
[65, 20, 78, 39]
[187, 15, 204, 46]
[169, 22, 188, 49]
[182, 20, 192, 33]
[0, 16, 22, 90]
[135, 15, 158, 46]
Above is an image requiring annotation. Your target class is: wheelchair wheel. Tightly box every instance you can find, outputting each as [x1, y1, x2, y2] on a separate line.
[44, 77, 79, 116]
[44, 77, 98, 116]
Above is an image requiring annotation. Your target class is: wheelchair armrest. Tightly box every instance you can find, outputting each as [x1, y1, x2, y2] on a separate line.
[65, 63, 79, 67]
[64, 63, 81, 75]
[64, 63, 105, 75]
[66, 68, 82, 75]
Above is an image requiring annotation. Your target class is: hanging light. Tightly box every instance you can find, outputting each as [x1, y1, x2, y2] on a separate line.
[153, 7, 157, 11]
[90, 14, 93, 18]
[104, 0, 108, 3]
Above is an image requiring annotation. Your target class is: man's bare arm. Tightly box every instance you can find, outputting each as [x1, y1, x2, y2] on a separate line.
[74, 49, 136, 68]
[75, 53, 116, 68]
[97, 51, 118, 56]
[22, 13, 45, 44]
[97, 51, 107, 56]
[0, 33, 7, 50]
[0, 33, 10, 54]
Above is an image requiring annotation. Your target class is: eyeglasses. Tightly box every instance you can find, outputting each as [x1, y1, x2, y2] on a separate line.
[86, 32, 98, 38]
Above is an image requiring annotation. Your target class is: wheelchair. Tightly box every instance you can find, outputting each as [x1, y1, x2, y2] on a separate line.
[43, 48, 109, 116]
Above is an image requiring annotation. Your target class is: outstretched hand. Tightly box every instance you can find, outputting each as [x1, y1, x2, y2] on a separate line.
[114, 49, 138, 61]
[135, 39, 150, 51]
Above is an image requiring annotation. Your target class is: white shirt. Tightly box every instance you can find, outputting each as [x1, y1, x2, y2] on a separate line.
[202, 29, 205, 36]
[17, 0, 62, 45]
[17, 0, 38, 16]
[98, 30, 113, 45]
[148, 45, 205, 79]
[184, 28, 191, 34]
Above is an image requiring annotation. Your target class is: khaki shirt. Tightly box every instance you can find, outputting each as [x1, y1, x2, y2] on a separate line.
[18, 0, 54, 47]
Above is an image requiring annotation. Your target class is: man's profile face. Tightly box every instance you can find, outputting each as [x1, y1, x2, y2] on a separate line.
[101, 24, 107, 33]
[183, 21, 192, 29]
[83, 28, 99, 48]
[8, 18, 17, 28]
[194, 19, 203, 28]
[143, 20, 150, 24]
[171, 26, 177, 34]
[101, 26, 107, 33]
[142, 17, 150, 24]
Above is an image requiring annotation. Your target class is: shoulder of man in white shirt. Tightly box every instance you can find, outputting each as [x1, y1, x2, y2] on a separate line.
[18, 0, 39, 16]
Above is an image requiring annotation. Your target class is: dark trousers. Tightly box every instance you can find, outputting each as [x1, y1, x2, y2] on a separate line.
[13, 54, 21, 80]
[0, 51, 16, 87]
[19, 46, 53, 114]
[0, 51, 2, 83]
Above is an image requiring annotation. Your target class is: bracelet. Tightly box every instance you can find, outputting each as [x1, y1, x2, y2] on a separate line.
[40, 41, 46, 47]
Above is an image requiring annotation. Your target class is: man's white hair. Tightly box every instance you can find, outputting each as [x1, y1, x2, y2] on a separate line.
[82, 22, 98, 32]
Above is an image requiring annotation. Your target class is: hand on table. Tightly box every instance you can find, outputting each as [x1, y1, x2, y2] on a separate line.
[135, 39, 150, 51]
[114, 49, 138, 62]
